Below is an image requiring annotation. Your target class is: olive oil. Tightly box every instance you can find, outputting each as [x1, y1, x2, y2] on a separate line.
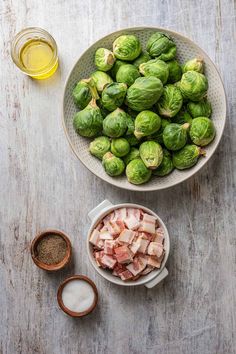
[19, 39, 58, 79]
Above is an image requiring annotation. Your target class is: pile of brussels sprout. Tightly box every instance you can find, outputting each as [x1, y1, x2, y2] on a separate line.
[72, 32, 216, 185]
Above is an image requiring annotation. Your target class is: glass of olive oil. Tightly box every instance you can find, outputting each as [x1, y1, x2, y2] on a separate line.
[11, 27, 58, 80]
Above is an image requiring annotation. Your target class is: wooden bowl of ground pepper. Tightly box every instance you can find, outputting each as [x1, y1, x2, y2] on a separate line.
[30, 229, 72, 271]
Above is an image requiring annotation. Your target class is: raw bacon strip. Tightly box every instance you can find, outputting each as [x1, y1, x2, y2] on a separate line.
[104, 240, 116, 255]
[147, 242, 163, 257]
[124, 214, 140, 230]
[120, 270, 134, 281]
[126, 256, 147, 276]
[141, 265, 155, 275]
[118, 229, 135, 244]
[139, 214, 157, 234]
[99, 230, 114, 240]
[136, 236, 150, 253]
[114, 245, 133, 264]
[89, 229, 100, 246]
[100, 255, 117, 269]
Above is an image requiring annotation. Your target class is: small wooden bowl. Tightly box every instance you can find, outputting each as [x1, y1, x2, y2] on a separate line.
[57, 275, 98, 317]
[30, 229, 72, 271]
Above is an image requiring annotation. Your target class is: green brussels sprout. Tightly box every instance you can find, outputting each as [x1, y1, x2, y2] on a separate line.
[91, 71, 113, 93]
[133, 51, 151, 68]
[182, 57, 204, 74]
[157, 84, 183, 118]
[111, 138, 130, 157]
[147, 118, 170, 144]
[72, 78, 99, 110]
[179, 71, 208, 101]
[139, 141, 163, 169]
[123, 147, 140, 165]
[89, 136, 111, 159]
[94, 48, 116, 72]
[172, 107, 193, 125]
[139, 59, 169, 84]
[110, 60, 128, 79]
[97, 98, 110, 118]
[102, 152, 125, 176]
[153, 149, 174, 176]
[189, 117, 215, 146]
[101, 82, 127, 111]
[113, 35, 141, 61]
[166, 60, 182, 83]
[172, 144, 205, 170]
[146, 32, 177, 61]
[126, 114, 135, 135]
[103, 108, 127, 137]
[126, 76, 163, 111]
[126, 158, 152, 185]
[73, 99, 103, 138]
[163, 123, 189, 151]
[125, 134, 140, 146]
[134, 110, 161, 139]
[116, 64, 140, 86]
[126, 107, 138, 119]
[187, 99, 212, 118]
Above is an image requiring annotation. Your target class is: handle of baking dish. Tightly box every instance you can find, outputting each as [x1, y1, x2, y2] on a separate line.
[145, 267, 168, 289]
[88, 199, 113, 222]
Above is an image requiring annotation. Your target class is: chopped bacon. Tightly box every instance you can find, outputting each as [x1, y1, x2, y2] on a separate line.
[104, 240, 116, 255]
[94, 251, 106, 268]
[112, 263, 126, 276]
[118, 229, 135, 244]
[141, 265, 155, 275]
[89, 229, 100, 246]
[127, 208, 141, 220]
[136, 236, 150, 253]
[114, 245, 133, 264]
[120, 270, 134, 281]
[113, 208, 127, 221]
[99, 230, 113, 240]
[95, 222, 104, 231]
[126, 256, 147, 276]
[124, 214, 140, 230]
[139, 213, 156, 234]
[139, 232, 155, 242]
[147, 256, 162, 268]
[129, 240, 141, 255]
[156, 227, 164, 235]
[100, 254, 117, 269]
[154, 232, 164, 244]
[147, 242, 163, 257]
[103, 212, 114, 224]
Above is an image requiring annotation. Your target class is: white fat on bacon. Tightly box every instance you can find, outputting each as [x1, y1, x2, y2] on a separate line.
[124, 214, 140, 230]
[104, 240, 116, 255]
[120, 270, 134, 281]
[99, 230, 114, 240]
[113, 208, 127, 221]
[100, 254, 117, 269]
[89, 229, 100, 246]
[139, 214, 157, 234]
[136, 236, 150, 253]
[147, 242, 163, 258]
[118, 229, 135, 244]
[114, 245, 133, 264]
[126, 256, 147, 276]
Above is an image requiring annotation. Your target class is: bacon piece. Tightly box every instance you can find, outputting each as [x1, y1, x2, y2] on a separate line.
[112, 263, 127, 276]
[141, 265, 155, 275]
[120, 270, 134, 281]
[99, 230, 113, 240]
[103, 212, 114, 224]
[139, 213, 157, 234]
[129, 240, 141, 255]
[139, 232, 155, 242]
[89, 229, 100, 246]
[100, 254, 117, 269]
[147, 242, 163, 257]
[154, 233, 164, 244]
[118, 229, 135, 244]
[94, 251, 107, 268]
[156, 227, 164, 235]
[95, 222, 103, 231]
[113, 208, 127, 221]
[136, 236, 150, 253]
[104, 240, 116, 255]
[124, 214, 140, 230]
[114, 245, 133, 264]
[147, 256, 162, 268]
[126, 256, 147, 276]
[127, 208, 141, 220]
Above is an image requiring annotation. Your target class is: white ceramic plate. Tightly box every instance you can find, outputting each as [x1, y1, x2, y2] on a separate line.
[63, 27, 226, 191]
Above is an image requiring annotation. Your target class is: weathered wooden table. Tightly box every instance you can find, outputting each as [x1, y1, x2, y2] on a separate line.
[0, 1, 235, 353]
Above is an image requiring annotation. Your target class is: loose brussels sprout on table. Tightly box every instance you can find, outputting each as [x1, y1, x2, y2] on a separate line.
[166, 60, 182, 83]
[102, 152, 125, 176]
[134, 110, 161, 139]
[73, 99, 103, 138]
[126, 76, 163, 111]
[116, 64, 140, 86]
[157, 84, 183, 118]
[140, 141, 163, 169]
[126, 158, 152, 185]
[103, 108, 128, 137]
[172, 144, 205, 170]
[153, 149, 174, 176]
[111, 138, 130, 157]
[89, 136, 111, 160]
[133, 51, 151, 68]
[139, 59, 169, 84]
[72, 78, 99, 110]
[146, 32, 177, 61]
[179, 71, 208, 101]
[189, 117, 215, 146]
[113, 35, 141, 61]
[187, 99, 212, 118]
[95, 48, 116, 72]
[101, 82, 127, 111]
[123, 147, 140, 165]
[163, 123, 189, 151]
[91, 71, 113, 93]
[182, 57, 204, 74]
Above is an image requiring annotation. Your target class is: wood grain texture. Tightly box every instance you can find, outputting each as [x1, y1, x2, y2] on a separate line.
[0, 0, 235, 353]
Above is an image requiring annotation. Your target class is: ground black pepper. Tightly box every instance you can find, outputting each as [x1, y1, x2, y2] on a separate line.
[36, 234, 67, 265]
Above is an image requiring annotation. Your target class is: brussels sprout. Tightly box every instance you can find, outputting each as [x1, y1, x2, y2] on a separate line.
[113, 35, 141, 61]
[139, 59, 169, 84]
[157, 84, 183, 118]
[110, 60, 128, 79]
[126, 107, 138, 119]
[73, 99, 103, 138]
[179, 71, 208, 101]
[126, 77, 163, 111]
[133, 51, 151, 68]
[139, 141, 163, 169]
[146, 32, 177, 61]
[166, 60, 182, 83]
[147, 118, 170, 144]
[89, 136, 111, 159]
[126, 158, 152, 184]
[163, 123, 189, 151]
[126, 114, 135, 135]
[153, 149, 174, 176]
[123, 147, 140, 165]
[189, 117, 215, 146]
[97, 98, 110, 118]
[103, 108, 127, 137]
[72, 78, 99, 110]
[187, 99, 212, 118]
[102, 152, 125, 176]
[172, 144, 205, 170]
[111, 138, 130, 157]
[125, 134, 140, 146]
[172, 107, 193, 125]
[101, 82, 127, 111]
[94, 48, 116, 72]
[134, 110, 161, 139]
[91, 71, 113, 93]
[182, 57, 204, 74]
[116, 64, 140, 86]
